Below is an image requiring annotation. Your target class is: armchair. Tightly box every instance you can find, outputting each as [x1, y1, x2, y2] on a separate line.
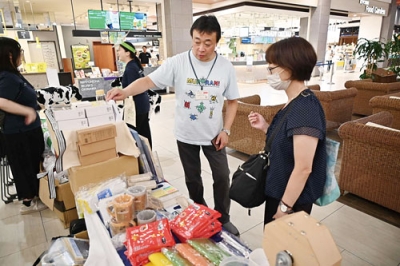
[223, 95, 283, 155]
[338, 111, 400, 213]
[344, 79, 400, 116]
[370, 92, 400, 130]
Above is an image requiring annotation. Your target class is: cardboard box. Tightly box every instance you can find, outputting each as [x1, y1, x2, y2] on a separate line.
[76, 124, 117, 145]
[78, 148, 117, 166]
[85, 104, 114, 117]
[263, 211, 341, 266]
[68, 155, 139, 194]
[78, 138, 116, 156]
[39, 175, 75, 211]
[87, 113, 115, 127]
[52, 107, 86, 121]
[54, 207, 79, 229]
[58, 118, 89, 131]
[74, 230, 89, 240]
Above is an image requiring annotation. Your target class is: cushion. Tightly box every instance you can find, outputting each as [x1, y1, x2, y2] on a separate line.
[366, 122, 400, 133]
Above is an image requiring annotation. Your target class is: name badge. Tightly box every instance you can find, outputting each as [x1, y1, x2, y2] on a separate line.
[195, 90, 209, 100]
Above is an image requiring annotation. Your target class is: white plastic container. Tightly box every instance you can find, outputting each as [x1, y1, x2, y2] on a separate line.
[219, 256, 258, 266]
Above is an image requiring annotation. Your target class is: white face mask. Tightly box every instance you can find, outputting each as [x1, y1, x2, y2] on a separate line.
[267, 72, 291, 91]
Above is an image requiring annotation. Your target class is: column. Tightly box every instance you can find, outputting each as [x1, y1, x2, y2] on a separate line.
[308, 0, 331, 68]
[162, 0, 193, 58]
[380, 0, 397, 43]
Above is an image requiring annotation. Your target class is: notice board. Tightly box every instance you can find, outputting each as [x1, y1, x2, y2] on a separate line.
[28, 41, 59, 70]
[77, 78, 114, 99]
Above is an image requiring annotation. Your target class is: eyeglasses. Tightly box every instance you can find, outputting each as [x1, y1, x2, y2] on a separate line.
[267, 65, 279, 75]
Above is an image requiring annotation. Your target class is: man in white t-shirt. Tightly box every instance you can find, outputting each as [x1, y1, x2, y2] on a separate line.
[325, 45, 334, 71]
[107, 15, 240, 236]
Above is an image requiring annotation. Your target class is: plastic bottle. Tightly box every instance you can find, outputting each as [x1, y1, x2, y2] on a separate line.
[96, 89, 106, 102]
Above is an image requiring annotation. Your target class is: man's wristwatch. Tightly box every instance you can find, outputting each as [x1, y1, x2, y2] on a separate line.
[279, 200, 293, 214]
[222, 128, 230, 136]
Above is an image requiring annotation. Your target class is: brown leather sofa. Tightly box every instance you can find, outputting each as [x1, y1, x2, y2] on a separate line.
[338, 111, 400, 213]
[344, 79, 400, 116]
[370, 92, 400, 130]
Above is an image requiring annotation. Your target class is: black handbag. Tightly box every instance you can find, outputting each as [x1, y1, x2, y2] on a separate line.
[229, 102, 293, 209]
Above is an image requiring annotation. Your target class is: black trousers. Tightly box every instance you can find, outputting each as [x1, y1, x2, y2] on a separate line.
[264, 196, 313, 225]
[177, 140, 231, 224]
[136, 112, 152, 149]
[4, 127, 44, 200]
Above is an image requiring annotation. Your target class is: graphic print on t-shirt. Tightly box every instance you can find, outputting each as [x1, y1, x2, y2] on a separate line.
[185, 75, 221, 122]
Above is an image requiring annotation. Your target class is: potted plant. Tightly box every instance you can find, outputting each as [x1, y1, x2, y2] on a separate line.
[385, 33, 400, 77]
[353, 38, 387, 79]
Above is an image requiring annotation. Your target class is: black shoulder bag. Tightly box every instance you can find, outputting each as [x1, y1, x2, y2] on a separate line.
[229, 102, 294, 209]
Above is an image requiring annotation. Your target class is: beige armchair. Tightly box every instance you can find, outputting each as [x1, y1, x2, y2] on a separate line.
[370, 92, 400, 130]
[344, 79, 400, 116]
[338, 111, 400, 213]
[223, 95, 283, 155]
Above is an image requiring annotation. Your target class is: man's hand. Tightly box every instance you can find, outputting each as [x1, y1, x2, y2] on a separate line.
[214, 131, 229, 151]
[106, 87, 127, 101]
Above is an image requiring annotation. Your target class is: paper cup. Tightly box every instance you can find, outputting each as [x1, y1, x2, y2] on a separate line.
[136, 210, 156, 225]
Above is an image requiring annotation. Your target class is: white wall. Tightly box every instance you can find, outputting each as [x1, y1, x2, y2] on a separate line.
[359, 16, 383, 41]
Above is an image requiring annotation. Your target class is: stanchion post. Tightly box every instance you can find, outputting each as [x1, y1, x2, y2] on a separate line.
[327, 62, 335, 85]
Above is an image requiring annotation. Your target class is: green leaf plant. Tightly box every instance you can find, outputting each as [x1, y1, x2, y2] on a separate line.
[353, 38, 387, 79]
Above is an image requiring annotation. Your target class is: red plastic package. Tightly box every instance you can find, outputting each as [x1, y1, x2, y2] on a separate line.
[124, 218, 175, 263]
[170, 204, 221, 241]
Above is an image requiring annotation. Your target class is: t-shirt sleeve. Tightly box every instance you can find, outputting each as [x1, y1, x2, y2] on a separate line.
[222, 64, 240, 100]
[0, 74, 21, 100]
[286, 96, 325, 140]
[148, 56, 176, 89]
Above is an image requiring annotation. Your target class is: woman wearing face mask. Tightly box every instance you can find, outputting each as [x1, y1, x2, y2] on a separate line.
[248, 37, 326, 225]
[0, 37, 46, 214]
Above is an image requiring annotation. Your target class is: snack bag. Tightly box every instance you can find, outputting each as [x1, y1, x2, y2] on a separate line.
[170, 204, 221, 241]
[187, 239, 231, 265]
[125, 218, 175, 263]
[175, 243, 212, 266]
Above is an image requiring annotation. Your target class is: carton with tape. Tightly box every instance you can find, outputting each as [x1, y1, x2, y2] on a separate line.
[76, 124, 117, 145]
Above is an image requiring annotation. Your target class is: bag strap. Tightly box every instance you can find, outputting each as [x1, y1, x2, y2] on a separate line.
[264, 97, 296, 153]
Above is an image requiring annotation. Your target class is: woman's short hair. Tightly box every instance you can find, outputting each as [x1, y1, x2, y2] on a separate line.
[190, 15, 221, 43]
[265, 37, 317, 81]
[0, 37, 21, 74]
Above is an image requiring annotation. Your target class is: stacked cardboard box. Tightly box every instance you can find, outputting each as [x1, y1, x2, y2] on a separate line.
[76, 124, 117, 166]
[39, 176, 78, 228]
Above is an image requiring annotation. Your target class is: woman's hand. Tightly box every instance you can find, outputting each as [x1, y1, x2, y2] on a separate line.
[24, 107, 37, 125]
[273, 207, 288, 220]
[106, 87, 127, 101]
[248, 111, 269, 133]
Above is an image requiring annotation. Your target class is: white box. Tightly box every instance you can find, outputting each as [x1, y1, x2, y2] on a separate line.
[71, 101, 92, 108]
[58, 118, 89, 131]
[85, 105, 114, 118]
[87, 114, 115, 127]
[52, 107, 86, 121]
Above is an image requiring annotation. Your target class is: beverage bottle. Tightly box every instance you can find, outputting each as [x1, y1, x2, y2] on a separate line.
[96, 89, 106, 102]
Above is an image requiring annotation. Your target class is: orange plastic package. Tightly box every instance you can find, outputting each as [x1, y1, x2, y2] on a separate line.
[175, 243, 212, 266]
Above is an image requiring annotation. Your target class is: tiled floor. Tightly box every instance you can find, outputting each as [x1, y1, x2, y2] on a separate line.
[1, 67, 400, 265]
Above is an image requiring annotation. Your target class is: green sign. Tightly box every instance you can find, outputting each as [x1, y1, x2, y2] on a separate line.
[119, 12, 134, 30]
[88, 10, 107, 29]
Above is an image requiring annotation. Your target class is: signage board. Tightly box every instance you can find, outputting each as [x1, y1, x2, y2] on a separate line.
[77, 78, 114, 99]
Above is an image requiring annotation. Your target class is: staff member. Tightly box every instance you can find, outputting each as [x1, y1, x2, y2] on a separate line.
[139, 46, 151, 65]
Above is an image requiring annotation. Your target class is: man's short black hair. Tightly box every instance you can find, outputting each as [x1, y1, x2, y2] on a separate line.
[190, 15, 221, 43]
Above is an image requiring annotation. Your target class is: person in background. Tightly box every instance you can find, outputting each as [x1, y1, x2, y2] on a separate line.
[0, 37, 47, 214]
[107, 15, 240, 236]
[248, 37, 326, 225]
[325, 45, 334, 71]
[117, 41, 152, 147]
[139, 46, 152, 66]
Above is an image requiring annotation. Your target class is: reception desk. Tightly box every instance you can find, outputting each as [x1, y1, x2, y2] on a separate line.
[232, 61, 267, 83]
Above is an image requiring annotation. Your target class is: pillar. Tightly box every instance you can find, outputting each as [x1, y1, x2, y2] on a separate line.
[162, 0, 192, 58]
